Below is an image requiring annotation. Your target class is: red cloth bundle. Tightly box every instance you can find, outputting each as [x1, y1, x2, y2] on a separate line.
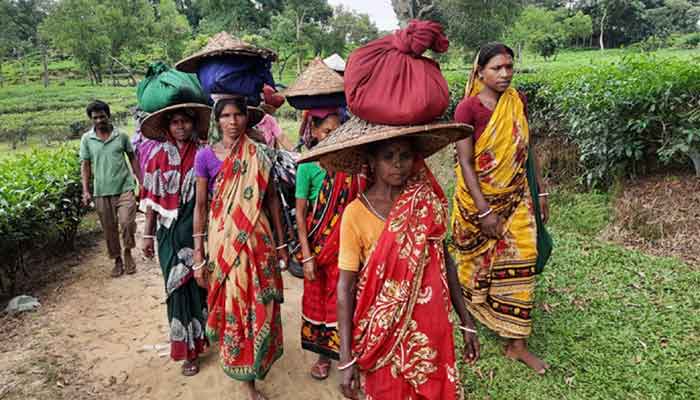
[344, 20, 450, 125]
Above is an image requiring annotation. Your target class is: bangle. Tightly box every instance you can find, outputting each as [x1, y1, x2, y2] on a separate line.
[337, 357, 357, 371]
[302, 255, 315, 263]
[458, 325, 477, 334]
[276, 243, 288, 250]
[143, 234, 156, 239]
[477, 208, 493, 219]
[192, 232, 207, 238]
[192, 260, 207, 271]
[538, 192, 549, 198]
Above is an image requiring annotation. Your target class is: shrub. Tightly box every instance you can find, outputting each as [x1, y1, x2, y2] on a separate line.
[0, 144, 86, 295]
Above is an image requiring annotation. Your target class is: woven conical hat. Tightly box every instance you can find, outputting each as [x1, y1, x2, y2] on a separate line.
[297, 116, 473, 173]
[175, 32, 277, 73]
[141, 103, 212, 142]
[282, 58, 345, 97]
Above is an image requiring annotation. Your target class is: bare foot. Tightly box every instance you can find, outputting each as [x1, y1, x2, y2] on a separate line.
[242, 381, 267, 400]
[504, 339, 549, 375]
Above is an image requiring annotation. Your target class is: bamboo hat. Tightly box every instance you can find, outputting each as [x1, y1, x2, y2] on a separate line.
[175, 32, 277, 73]
[141, 103, 212, 141]
[297, 116, 473, 173]
[282, 58, 345, 97]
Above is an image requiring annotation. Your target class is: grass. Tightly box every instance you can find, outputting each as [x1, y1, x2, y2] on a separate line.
[456, 189, 700, 399]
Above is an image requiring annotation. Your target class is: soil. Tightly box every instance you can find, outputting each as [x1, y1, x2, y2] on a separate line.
[0, 214, 345, 400]
[602, 172, 700, 266]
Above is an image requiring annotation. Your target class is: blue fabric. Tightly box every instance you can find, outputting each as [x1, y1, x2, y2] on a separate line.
[286, 93, 347, 110]
[197, 55, 274, 106]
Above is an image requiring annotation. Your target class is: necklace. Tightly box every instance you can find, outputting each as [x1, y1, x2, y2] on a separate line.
[360, 192, 387, 221]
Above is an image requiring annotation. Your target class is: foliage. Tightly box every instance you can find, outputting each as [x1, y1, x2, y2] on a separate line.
[672, 31, 700, 48]
[0, 144, 86, 295]
[0, 82, 135, 142]
[514, 53, 700, 186]
[439, 0, 522, 50]
[0, 0, 51, 58]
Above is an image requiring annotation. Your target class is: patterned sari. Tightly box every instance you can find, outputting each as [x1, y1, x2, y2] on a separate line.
[451, 64, 538, 339]
[205, 134, 284, 381]
[296, 172, 365, 359]
[140, 139, 208, 361]
[352, 161, 461, 400]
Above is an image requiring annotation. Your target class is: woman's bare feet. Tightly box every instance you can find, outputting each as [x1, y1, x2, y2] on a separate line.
[243, 381, 267, 400]
[504, 339, 549, 375]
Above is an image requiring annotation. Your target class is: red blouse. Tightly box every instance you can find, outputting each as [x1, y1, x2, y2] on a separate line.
[454, 92, 528, 141]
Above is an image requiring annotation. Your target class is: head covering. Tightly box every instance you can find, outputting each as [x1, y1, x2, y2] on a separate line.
[175, 32, 277, 73]
[323, 53, 346, 73]
[297, 116, 472, 173]
[283, 58, 346, 110]
[140, 103, 212, 142]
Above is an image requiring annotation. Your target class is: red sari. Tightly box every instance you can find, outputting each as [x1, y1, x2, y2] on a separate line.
[297, 172, 365, 359]
[352, 161, 462, 400]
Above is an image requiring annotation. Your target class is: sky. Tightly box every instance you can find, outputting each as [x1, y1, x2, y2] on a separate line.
[327, 0, 399, 32]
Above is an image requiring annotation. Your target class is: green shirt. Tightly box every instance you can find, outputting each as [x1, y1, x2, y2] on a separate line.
[79, 128, 136, 197]
[295, 162, 327, 202]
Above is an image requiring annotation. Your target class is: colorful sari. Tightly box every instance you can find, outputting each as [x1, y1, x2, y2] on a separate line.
[296, 171, 366, 359]
[205, 133, 284, 381]
[450, 63, 538, 339]
[352, 161, 462, 400]
[140, 139, 208, 361]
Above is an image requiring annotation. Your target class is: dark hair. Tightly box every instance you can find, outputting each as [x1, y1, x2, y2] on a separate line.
[366, 137, 416, 157]
[86, 100, 111, 118]
[477, 42, 515, 67]
[213, 95, 248, 122]
[166, 109, 196, 124]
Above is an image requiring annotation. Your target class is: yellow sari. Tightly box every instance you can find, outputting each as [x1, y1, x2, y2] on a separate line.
[450, 62, 538, 339]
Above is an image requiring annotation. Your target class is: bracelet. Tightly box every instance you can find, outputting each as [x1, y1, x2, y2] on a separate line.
[477, 208, 493, 219]
[538, 192, 550, 198]
[192, 233, 207, 238]
[276, 243, 288, 250]
[302, 255, 315, 263]
[192, 260, 207, 271]
[142, 234, 156, 239]
[337, 357, 357, 371]
[458, 325, 477, 334]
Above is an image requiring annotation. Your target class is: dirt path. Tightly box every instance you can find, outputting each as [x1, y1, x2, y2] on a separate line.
[0, 215, 344, 400]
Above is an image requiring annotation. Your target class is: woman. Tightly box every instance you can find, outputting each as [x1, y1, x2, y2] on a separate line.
[256, 84, 293, 150]
[451, 42, 550, 374]
[295, 108, 365, 380]
[329, 124, 480, 400]
[140, 104, 211, 376]
[192, 95, 289, 400]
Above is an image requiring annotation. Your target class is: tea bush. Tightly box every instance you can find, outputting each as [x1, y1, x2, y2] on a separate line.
[0, 144, 85, 295]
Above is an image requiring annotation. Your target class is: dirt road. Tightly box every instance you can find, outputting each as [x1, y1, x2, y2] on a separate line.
[0, 215, 344, 400]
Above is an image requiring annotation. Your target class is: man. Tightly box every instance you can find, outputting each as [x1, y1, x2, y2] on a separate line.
[80, 100, 141, 277]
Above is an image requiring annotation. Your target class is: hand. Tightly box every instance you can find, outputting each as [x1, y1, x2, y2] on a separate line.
[539, 196, 549, 225]
[193, 250, 208, 288]
[82, 191, 93, 207]
[339, 364, 360, 399]
[462, 329, 481, 365]
[480, 213, 504, 239]
[142, 237, 155, 259]
[303, 258, 317, 281]
[277, 246, 290, 265]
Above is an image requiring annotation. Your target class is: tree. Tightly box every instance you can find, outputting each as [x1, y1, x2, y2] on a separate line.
[506, 5, 566, 60]
[282, 0, 333, 73]
[391, 0, 440, 26]
[439, 0, 523, 50]
[646, 0, 700, 37]
[563, 10, 593, 47]
[153, 0, 192, 63]
[196, 0, 282, 35]
[325, 5, 380, 52]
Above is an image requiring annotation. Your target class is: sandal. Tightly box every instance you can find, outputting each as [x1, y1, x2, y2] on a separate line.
[182, 360, 199, 376]
[310, 359, 331, 380]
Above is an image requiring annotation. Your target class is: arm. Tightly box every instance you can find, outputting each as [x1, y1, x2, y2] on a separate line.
[81, 160, 92, 206]
[127, 152, 142, 188]
[444, 242, 480, 364]
[265, 188, 290, 264]
[142, 206, 156, 259]
[337, 270, 360, 399]
[455, 138, 504, 239]
[193, 176, 210, 287]
[295, 198, 317, 280]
